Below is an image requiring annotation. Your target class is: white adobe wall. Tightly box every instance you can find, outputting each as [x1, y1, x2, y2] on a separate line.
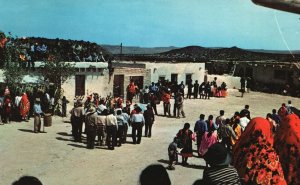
[143, 62, 206, 85]
[114, 67, 150, 98]
[207, 74, 241, 89]
[62, 69, 112, 100]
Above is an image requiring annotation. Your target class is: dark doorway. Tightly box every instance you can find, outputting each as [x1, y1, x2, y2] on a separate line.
[75, 75, 85, 96]
[159, 76, 166, 84]
[185, 74, 192, 85]
[113, 75, 124, 97]
[130, 76, 144, 90]
[171, 74, 178, 84]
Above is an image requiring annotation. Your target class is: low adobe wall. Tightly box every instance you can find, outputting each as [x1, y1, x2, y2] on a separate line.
[207, 74, 241, 89]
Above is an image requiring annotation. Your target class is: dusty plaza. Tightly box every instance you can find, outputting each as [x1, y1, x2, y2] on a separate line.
[0, 90, 299, 185]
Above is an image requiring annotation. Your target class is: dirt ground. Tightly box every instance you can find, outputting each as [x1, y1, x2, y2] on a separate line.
[1, 89, 299, 185]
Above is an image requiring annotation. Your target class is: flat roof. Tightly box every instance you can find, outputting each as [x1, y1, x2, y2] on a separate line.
[34, 61, 108, 68]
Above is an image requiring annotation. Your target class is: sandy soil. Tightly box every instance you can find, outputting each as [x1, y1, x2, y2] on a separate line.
[1, 89, 299, 185]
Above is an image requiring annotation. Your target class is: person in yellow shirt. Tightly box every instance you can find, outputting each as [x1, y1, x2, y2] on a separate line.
[230, 111, 242, 146]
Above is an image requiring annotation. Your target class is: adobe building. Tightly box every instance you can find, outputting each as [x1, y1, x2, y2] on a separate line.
[32, 62, 111, 99]
[235, 61, 300, 87]
[112, 61, 206, 99]
[10, 60, 206, 101]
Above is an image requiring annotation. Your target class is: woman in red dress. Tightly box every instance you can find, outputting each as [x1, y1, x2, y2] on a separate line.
[20, 93, 30, 120]
[275, 113, 300, 185]
[176, 123, 195, 165]
[233, 117, 287, 185]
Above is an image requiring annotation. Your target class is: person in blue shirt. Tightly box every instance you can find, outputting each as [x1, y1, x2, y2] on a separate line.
[194, 114, 207, 156]
[33, 98, 44, 133]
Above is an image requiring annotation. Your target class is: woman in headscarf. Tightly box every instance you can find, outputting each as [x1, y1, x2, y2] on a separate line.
[230, 111, 242, 146]
[233, 117, 287, 185]
[176, 123, 195, 165]
[198, 121, 218, 157]
[274, 113, 300, 185]
[20, 93, 30, 120]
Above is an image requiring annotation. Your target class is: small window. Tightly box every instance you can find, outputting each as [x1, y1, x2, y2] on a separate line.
[159, 76, 165, 83]
[80, 68, 85, 72]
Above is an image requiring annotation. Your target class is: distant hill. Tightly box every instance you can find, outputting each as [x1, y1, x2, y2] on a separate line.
[159, 46, 300, 61]
[102, 45, 178, 55]
[109, 44, 300, 62]
[247, 49, 300, 55]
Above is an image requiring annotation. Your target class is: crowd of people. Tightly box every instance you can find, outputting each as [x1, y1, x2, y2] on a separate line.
[69, 93, 155, 150]
[0, 33, 109, 69]
[2, 74, 299, 184]
[66, 93, 300, 184]
[125, 78, 228, 119]
[0, 86, 58, 130]
[165, 100, 299, 184]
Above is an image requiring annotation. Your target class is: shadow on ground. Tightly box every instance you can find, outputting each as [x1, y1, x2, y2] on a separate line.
[56, 137, 74, 142]
[57, 132, 72, 136]
[157, 159, 206, 170]
[67, 143, 86, 148]
[18, 129, 34, 133]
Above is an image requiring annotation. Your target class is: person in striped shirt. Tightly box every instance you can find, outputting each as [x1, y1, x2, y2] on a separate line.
[202, 143, 241, 185]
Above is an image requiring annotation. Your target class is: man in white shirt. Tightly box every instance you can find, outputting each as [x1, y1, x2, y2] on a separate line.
[239, 114, 250, 131]
[131, 106, 145, 144]
[106, 109, 118, 150]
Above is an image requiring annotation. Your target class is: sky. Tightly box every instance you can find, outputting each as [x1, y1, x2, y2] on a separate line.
[0, 0, 300, 50]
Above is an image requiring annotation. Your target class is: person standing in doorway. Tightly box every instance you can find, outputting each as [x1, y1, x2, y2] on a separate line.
[193, 80, 199, 99]
[187, 79, 193, 99]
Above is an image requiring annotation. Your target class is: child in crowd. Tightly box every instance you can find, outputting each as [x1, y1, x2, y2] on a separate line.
[167, 137, 178, 170]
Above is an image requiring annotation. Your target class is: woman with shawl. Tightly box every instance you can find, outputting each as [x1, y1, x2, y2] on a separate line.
[176, 123, 195, 165]
[230, 111, 242, 146]
[20, 93, 30, 120]
[198, 121, 218, 157]
[233, 117, 287, 185]
[274, 113, 300, 185]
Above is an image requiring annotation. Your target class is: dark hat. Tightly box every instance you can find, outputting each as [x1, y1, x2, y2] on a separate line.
[135, 106, 142, 113]
[76, 100, 83, 106]
[203, 143, 231, 166]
